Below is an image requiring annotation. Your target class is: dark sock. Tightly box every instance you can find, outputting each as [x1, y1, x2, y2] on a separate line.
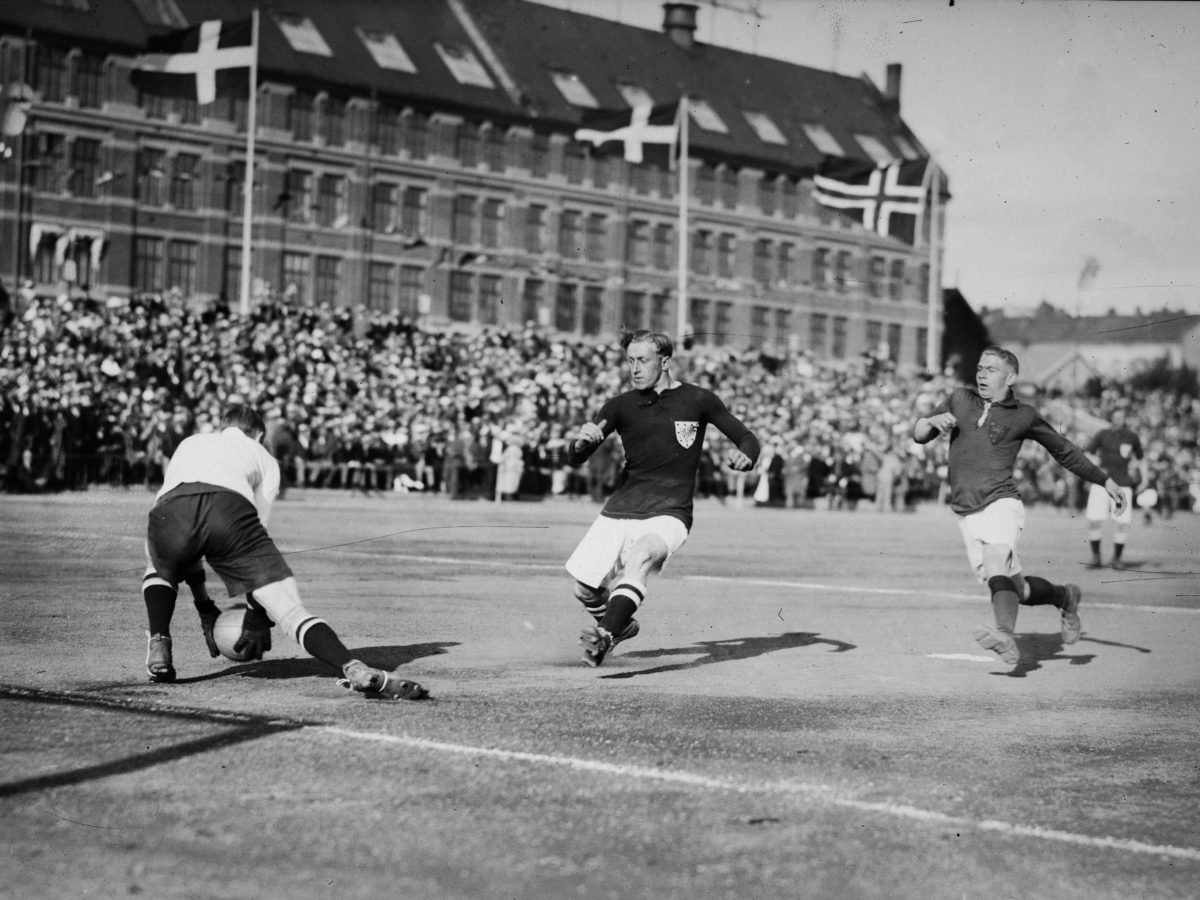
[986, 575, 1019, 635]
[1113, 543, 1124, 563]
[599, 588, 641, 636]
[1089, 539, 1101, 560]
[300, 621, 354, 670]
[143, 583, 177, 635]
[580, 587, 608, 622]
[1023, 574, 1066, 607]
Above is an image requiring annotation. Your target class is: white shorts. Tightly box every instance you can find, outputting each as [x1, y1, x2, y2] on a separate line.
[565, 514, 689, 588]
[1087, 484, 1134, 525]
[957, 497, 1025, 583]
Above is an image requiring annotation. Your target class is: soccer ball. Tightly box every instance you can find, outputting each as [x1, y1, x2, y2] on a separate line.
[213, 605, 255, 662]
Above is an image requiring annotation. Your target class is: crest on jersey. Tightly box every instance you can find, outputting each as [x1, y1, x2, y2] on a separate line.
[674, 420, 699, 448]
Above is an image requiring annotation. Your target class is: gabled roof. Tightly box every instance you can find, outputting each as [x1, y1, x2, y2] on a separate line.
[461, 0, 925, 175]
[988, 308, 1200, 346]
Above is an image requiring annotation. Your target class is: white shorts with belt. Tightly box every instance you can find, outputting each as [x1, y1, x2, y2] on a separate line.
[956, 497, 1025, 582]
[1086, 483, 1134, 525]
[565, 514, 689, 588]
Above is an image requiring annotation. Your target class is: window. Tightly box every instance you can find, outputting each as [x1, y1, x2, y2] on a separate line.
[452, 194, 477, 245]
[136, 147, 166, 206]
[895, 135, 922, 161]
[522, 279, 544, 325]
[691, 229, 712, 276]
[69, 138, 101, 198]
[591, 154, 611, 190]
[314, 255, 340, 305]
[558, 209, 582, 258]
[317, 174, 347, 228]
[758, 175, 778, 216]
[720, 165, 738, 209]
[169, 152, 199, 209]
[401, 186, 428, 238]
[631, 163, 652, 196]
[484, 125, 506, 172]
[530, 132, 550, 178]
[717, 233, 736, 278]
[586, 213, 607, 261]
[554, 282, 577, 332]
[134, 236, 164, 293]
[34, 45, 68, 103]
[750, 305, 769, 347]
[752, 238, 772, 285]
[652, 223, 672, 271]
[275, 14, 332, 56]
[714, 302, 732, 347]
[834, 250, 851, 293]
[582, 285, 604, 336]
[73, 52, 104, 109]
[457, 122, 480, 168]
[368, 262, 396, 311]
[435, 43, 494, 88]
[481, 199, 504, 248]
[551, 70, 598, 107]
[689, 298, 710, 346]
[887, 323, 902, 363]
[282, 252, 310, 304]
[650, 293, 670, 334]
[399, 265, 423, 317]
[917, 263, 930, 303]
[478, 274, 501, 325]
[832, 315, 848, 359]
[404, 111, 429, 159]
[810, 313, 828, 357]
[284, 169, 313, 223]
[781, 179, 799, 218]
[321, 96, 346, 148]
[289, 90, 315, 142]
[774, 309, 791, 349]
[868, 255, 885, 298]
[889, 260, 905, 301]
[357, 27, 416, 72]
[777, 242, 795, 286]
[223, 246, 241, 300]
[743, 111, 786, 145]
[688, 99, 728, 133]
[449, 271, 473, 321]
[166, 240, 197, 296]
[855, 134, 895, 165]
[376, 105, 401, 155]
[803, 122, 843, 156]
[812, 247, 829, 290]
[142, 90, 169, 121]
[626, 220, 650, 267]
[915, 326, 928, 368]
[695, 163, 716, 205]
[525, 204, 547, 253]
[372, 182, 398, 232]
[622, 291, 645, 331]
[175, 95, 198, 124]
[563, 141, 585, 184]
[617, 83, 654, 108]
[866, 319, 883, 355]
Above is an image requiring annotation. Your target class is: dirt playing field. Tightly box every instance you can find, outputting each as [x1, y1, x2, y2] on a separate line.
[2, 488, 1197, 899]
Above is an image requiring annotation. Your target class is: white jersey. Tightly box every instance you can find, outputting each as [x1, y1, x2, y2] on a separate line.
[157, 427, 280, 525]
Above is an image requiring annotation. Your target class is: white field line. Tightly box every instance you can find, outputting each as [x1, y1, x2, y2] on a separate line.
[363, 552, 1200, 614]
[314, 725, 1200, 863]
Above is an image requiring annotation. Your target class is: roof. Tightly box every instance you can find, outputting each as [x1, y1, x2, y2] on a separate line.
[987, 307, 1200, 346]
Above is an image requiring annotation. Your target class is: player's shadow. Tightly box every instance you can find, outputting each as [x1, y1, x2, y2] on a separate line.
[998, 632, 1150, 679]
[175, 641, 457, 684]
[600, 631, 855, 680]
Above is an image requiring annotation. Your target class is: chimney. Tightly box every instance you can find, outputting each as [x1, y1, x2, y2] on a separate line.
[884, 63, 902, 113]
[663, 3, 698, 50]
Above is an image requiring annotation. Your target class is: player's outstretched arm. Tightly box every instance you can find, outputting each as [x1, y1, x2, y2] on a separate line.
[914, 412, 955, 443]
[1104, 477, 1128, 515]
[566, 418, 608, 467]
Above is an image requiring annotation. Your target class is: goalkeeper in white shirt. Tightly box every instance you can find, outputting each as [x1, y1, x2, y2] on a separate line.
[141, 404, 427, 700]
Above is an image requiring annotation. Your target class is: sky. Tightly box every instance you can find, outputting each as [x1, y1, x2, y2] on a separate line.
[531, 0, 1200, 318]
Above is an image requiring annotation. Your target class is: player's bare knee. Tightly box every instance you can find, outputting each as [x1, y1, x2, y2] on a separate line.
[573, 580, 601, 603]
[623, 536, 669, 578]
[979, 544, 1012, 577]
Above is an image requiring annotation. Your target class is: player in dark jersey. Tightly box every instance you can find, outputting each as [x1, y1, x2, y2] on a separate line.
[565, 330, 760, 666]
[1084, 407, 1143, 568]
[913, 346, 1126, 667]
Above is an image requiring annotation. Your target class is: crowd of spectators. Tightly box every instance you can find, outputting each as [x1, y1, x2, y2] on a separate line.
[2, 289, 1197, 521]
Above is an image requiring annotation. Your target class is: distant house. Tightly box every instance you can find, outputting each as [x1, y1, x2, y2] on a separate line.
[984, 302, 1200, 390]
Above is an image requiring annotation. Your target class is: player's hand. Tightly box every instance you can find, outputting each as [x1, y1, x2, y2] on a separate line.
[926, 412, 957, 434]
[576, 419, 607, 447]
[1106, 479, 1128, 516]
[233, 601, 274, 660]
[199, 611, 221, 658]
[725, 449, 753, 472]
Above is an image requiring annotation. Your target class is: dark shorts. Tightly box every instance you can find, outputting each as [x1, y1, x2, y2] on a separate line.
[146, 486, 293, 596]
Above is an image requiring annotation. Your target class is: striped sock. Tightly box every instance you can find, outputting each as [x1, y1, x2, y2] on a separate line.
[600, 582, 644, 635]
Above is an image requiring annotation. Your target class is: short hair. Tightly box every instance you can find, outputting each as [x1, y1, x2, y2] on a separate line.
[221, 403, 266, 437]
[621, 329, 674, 358]
[980, 345, 1020, 375]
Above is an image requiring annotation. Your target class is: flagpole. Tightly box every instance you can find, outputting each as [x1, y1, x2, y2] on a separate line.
[675, 95, 689, 349]
[925, 159, 941, 374]
[237, 8, 259, 316]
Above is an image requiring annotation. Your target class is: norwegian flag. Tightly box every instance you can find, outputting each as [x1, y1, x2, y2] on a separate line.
[131, 18, 255, 105]
[813, 158, 929, 244]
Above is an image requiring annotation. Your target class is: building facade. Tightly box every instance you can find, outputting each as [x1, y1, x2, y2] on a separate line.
[0, 0, 946, 368]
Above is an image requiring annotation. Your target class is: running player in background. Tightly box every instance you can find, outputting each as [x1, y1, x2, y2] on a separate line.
[141, 403, 427, 700]
[565, 330, 760, 667]
[1084, 407, 1143, 568]
[913, 346, 1127, 667]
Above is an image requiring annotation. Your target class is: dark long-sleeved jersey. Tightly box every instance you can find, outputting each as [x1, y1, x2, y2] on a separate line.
[921, 387, 1108, 515]
[568, 383, 760, 530]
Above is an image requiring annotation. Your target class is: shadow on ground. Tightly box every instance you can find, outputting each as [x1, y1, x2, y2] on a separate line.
[601, 631, 855, 680]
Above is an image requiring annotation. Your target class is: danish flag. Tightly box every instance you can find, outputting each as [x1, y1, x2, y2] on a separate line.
[131, 18, 255, 105]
